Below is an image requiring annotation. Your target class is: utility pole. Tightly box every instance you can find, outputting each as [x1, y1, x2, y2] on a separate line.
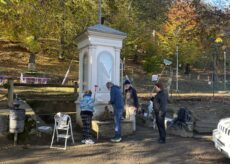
[176, 44, 179, 92]
[174, 25, 181, 93]
[212, 45, 217, 98]
[98, 0, 102, 24]
[213, 37, 223, 96]
[59, 0, 65, 60]
[212, 50, 215, 97]
[224, 50, 226, 91]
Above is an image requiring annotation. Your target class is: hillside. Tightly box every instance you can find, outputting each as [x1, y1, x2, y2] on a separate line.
[0, 40, 78, 83]
[0, 40, 230, 94]
[0, 40, 148, 87]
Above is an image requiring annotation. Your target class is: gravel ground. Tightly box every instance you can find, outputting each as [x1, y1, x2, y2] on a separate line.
[0, 126, 229, 164]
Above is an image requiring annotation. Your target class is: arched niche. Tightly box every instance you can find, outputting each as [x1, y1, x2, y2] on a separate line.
[97, 51, 114, 92]
[82, 53, 89, 91]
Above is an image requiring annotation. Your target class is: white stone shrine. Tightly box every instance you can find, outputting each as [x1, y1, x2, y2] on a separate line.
[75, 24, 127, 124]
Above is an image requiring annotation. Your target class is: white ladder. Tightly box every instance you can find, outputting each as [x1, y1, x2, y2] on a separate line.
[50, 113, 75, 150]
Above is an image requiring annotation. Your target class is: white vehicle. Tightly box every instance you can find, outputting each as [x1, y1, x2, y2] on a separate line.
[213, 118, 230, 158]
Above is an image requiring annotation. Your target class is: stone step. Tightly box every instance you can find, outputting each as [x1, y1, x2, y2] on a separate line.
[195, 120, 219, 125]
[194, 120, 218, 129]
[92, 120, 133, 139]
[195, 123, 217, 128]
[194, 126, 215, 134]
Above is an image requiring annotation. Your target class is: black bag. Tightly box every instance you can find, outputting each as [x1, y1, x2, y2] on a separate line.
[177, 108, 192, 123]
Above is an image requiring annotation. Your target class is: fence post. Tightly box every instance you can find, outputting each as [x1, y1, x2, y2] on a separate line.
[74, 81, 79, 98]
[7, 78, 14, 108]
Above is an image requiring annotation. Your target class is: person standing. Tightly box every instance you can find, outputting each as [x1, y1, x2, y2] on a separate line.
[80, 90, 95, 144]
[153, 82, 168, 144]
[124, 80, 139, 132]
[106, 82, 124, 142]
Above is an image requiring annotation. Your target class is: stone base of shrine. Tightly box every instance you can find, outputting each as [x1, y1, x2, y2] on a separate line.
[92, 120, 133, 140]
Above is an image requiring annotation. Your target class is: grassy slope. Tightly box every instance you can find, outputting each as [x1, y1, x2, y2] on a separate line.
[0, 40, 78, 80]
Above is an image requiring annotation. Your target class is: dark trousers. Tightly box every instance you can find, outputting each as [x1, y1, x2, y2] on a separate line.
[81, 114, 92, 139]
[113, 107, 123, 138]
[155, 112, 166, 141]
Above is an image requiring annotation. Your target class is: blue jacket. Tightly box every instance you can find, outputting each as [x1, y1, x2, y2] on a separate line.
[110, 85, 124, 110]
[80, 94, 94, 113]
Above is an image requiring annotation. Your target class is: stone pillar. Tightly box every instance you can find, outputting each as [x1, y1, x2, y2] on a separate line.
[28, 53, 36, 71]
[89, 45, 97, 94]
[74, 81, 79, 98]
[79, 49, 84, 95]
[7, 78, 14, 108]
[115, 48, 121, 86]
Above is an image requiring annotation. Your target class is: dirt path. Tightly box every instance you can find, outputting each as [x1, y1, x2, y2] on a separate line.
[0, 126, 229, 164]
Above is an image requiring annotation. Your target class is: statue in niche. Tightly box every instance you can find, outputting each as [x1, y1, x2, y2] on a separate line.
[98, 52, 113, 92]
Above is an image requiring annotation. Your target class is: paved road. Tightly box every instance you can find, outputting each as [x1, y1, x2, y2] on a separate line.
[0, 127, 229, 164]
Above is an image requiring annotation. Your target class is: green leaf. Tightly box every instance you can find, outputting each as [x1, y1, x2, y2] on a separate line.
[0, 0, 6, 5]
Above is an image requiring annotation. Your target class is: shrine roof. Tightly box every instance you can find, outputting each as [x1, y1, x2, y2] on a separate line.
[87, 24, 127, 36]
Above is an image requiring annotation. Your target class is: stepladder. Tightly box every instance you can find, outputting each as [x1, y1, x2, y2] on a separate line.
[50, 113, 75, 150]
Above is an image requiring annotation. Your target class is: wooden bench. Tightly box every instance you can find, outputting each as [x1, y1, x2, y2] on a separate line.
[20, 76, 51, 84]
[92, 120, 133, 140]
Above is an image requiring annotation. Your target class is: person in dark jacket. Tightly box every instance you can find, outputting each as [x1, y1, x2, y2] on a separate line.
[124, 79, 139, 132]
[153, 82, 168, 144]
[106, 82, 124, 142]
